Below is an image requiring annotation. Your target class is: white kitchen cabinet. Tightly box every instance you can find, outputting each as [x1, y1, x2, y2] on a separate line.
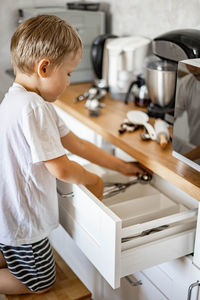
[133, 252, 200, 300]
[157, 256, 200, 300]
[141, 266, 173, 299]
[51, 106, 200, 299]
[129, 271, 169, 300]
[101, 272, 169, 300]
[51, 163, 200, 299]
[56, 163, 197, 289]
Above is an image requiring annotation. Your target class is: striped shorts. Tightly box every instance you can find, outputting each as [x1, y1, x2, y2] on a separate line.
[0, 237, 56, 292]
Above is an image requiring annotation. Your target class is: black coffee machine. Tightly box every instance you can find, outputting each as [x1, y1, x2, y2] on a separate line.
[146, 29, 200, 123]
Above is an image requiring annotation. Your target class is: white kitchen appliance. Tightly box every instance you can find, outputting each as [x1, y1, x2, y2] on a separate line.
[102, 36, 150, 99]
[172, 59, 200, 172]
[17, 6, 105, 83]
[146, 29, 200, 122]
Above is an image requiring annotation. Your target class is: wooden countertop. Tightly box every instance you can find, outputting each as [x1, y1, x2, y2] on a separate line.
[55, 83, 200, 201]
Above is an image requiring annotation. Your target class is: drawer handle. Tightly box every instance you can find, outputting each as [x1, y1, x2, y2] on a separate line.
[125, 275, 142, 286]
[187, 280, 200, 300]
[57, 188, 74, 198]
[122, 225, 169, 242]
[122, 208, 197, 239]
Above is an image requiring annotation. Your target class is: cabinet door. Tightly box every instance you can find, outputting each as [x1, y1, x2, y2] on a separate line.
[157, 257, 200, 300]
[132, 272, 169, 300]
[57, 164, 197, 289]
[142, 266, 173, 299]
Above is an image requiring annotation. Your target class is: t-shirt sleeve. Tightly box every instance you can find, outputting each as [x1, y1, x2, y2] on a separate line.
[48, 104, 70, 138]
[22, 103, 69, 163]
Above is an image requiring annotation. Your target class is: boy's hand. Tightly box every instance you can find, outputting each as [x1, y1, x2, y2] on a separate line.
[85, 175, 104, 200]
[119, 161, 152, 177]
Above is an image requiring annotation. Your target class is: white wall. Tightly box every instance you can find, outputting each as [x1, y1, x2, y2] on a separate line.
[107, 0, 200, 38]
[1, 0, 200, 64]
[1, 0, 200, 99]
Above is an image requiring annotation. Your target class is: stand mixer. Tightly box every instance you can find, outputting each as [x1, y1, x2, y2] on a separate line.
[145, 29, 200, 123]
[146, 55, 177, 122]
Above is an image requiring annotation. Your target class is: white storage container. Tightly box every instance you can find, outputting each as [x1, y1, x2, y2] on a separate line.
[57, 164, 197, 289]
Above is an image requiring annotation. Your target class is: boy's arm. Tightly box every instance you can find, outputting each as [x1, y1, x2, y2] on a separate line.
[61, 132, 147, 176]
[44, 154, 104, 200]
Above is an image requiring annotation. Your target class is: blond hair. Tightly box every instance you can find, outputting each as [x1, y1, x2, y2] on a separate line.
[10, 14, 82, 74]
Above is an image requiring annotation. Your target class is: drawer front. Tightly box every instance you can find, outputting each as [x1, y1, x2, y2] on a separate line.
[58, 183, 122, 289]
[57, 166, 197, 289]
[121, 228, 195, 277]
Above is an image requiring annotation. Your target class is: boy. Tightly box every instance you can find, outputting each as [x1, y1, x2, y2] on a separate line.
[0, 15, 147, 295]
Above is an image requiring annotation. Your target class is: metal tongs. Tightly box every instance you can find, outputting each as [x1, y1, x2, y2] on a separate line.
[103, 173, 152, 199]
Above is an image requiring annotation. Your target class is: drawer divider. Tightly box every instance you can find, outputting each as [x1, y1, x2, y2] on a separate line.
[122, 208, 197, 238]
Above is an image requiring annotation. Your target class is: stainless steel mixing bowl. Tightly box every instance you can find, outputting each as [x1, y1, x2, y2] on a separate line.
[146, 58, 177, 107]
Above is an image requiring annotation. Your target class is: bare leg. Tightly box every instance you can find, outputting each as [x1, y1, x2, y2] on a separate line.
[0, 251, 30, 294]
[0, 252, 6, 269]
[0, 252, 52, 295]
[0, 268, 32, 294]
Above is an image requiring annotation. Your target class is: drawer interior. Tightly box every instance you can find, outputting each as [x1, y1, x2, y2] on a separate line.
[84, 164, 187, 224]
[109, 194, 186, 228]
[83, 164, 196, 245]
[57, 164, 196, 247]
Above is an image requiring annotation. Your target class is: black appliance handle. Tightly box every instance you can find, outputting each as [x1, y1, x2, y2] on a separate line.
[91, 34, 118, 79]
[124, 76, 145, 104]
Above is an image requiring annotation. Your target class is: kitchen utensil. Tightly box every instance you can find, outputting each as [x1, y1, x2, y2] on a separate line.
[85, 88, 106, 105]
[118, 120, 141, 134]
[154, 119, 170, 149]
[127, 110, 157, 140]
[73, 90, 90, 103]
[146, 56, 177, 107]
[85, 88, 106, 116]
[73, 87, 102, 103]
[103, 173, 152, 199]
[140, 131, 152, 141]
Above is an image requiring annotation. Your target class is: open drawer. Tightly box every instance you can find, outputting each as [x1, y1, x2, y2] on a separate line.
[57, 164, 197, 289]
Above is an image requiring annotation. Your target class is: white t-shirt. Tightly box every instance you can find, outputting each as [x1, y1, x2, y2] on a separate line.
[0, 83, 70, 245]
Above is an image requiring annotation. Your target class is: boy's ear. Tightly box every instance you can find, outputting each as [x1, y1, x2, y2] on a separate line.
[37, 58, 51, 78]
